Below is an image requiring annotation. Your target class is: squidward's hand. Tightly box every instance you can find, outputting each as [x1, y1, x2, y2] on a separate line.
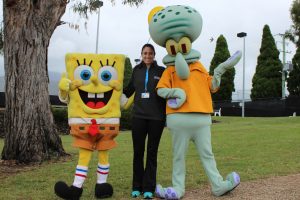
[157, 88, 186, 109]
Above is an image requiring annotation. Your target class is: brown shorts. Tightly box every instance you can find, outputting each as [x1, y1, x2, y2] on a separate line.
[70, 124, 119, 151]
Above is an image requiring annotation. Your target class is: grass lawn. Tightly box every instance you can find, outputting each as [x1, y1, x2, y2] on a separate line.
[0, 117, 300, 199]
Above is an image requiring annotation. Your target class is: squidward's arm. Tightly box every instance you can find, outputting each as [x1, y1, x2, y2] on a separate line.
[211, 51, 242, 91]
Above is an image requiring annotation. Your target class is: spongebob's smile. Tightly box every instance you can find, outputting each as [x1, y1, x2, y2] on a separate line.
[78, 89, 113, 109]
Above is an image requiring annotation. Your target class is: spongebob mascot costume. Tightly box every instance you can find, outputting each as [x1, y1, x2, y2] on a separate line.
[147, 5, 242, 199]
[54, 54, 132, 199]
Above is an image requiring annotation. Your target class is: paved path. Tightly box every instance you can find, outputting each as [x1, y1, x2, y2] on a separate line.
[183, 174, 300, 200]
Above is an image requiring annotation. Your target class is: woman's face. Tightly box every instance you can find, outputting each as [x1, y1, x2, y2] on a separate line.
[141, 47, 155, 66]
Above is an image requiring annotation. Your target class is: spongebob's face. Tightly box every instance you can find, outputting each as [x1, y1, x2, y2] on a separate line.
[66, 53, 125, 118]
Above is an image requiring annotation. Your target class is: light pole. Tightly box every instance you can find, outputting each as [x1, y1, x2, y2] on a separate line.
[237, 32, 247, 118]
[282, 35, 286, 99]
[276, 33, 291, 99]
[95, 0, 104, 54]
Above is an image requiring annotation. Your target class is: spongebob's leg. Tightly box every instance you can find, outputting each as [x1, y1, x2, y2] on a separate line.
[97, 150, 110, 184]
[54, 148, 92, 199]
[95, 150, 113, 198]
[73, 148, 93, 188]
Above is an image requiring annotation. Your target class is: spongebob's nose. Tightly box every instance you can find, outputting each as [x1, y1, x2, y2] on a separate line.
[90, 76, 99, 86]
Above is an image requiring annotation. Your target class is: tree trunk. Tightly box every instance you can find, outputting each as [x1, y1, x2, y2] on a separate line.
[1, 0, 68, 163]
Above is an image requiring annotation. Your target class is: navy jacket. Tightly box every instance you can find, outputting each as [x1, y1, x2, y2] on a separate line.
[123, 61, 166, 121]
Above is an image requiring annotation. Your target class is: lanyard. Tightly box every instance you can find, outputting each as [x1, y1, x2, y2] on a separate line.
[144, 68, 149, 92]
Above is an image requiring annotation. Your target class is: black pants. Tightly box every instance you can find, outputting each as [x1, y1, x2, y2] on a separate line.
[131, 117, 165, 193]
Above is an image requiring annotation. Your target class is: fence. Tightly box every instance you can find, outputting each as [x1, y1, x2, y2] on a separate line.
[214, 96, 300, 117]
[1, 92, 300, 117]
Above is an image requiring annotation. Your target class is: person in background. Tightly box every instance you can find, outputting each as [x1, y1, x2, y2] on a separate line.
[123, 43, 166, 199]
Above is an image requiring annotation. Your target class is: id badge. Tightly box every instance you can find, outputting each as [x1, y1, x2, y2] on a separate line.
[141, 92, 150, 99]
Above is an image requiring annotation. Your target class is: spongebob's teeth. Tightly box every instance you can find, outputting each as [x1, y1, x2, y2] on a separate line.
[97, 93, 104, 98]
[88, 93, 95, 98]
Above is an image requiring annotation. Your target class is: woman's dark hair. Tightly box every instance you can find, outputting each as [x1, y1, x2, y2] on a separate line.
[141, 43, 156, 55]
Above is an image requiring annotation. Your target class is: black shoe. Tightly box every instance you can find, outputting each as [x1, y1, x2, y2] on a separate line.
[54, 181, 83, 200]
[95, 183, 114, 199]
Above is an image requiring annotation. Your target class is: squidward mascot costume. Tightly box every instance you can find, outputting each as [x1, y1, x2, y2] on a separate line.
[148, 5, 242, 199]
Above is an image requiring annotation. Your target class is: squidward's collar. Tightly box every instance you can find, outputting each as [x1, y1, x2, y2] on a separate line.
[169, 61, 209, 74]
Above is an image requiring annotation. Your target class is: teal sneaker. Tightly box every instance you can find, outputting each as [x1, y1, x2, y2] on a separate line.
[143, 192, 153, 199]
[131, 190, 141, 198]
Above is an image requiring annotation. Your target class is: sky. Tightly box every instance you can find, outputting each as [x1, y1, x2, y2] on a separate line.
[0, 0, 296, 97]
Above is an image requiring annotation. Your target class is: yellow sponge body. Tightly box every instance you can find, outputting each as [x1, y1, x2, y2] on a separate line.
[65, 53, 126, 119]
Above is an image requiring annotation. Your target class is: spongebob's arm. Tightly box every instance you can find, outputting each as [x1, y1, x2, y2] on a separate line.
[58, 90, 69, 104]
[58, 73, 83, 103]
[211, 51, 242, 91]
[58, 73, 71, 104]
[121, 93, 135, 110]
[121, 73, 135, 110]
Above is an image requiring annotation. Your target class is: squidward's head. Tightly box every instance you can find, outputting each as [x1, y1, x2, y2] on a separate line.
[148, 5, 203, 69]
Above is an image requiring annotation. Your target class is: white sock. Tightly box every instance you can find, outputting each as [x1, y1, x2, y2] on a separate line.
[73, 165, 88, 188]
[97, 163, 110, 184]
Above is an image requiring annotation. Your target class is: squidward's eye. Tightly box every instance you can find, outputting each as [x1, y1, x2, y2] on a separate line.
[178, 37, 192, 54]
[74, 65, 94, 85]
[165, 39, 178, 56]
[98, 66, 118, 86]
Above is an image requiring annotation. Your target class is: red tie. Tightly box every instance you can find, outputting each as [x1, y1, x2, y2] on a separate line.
[88, 119, 98, 137]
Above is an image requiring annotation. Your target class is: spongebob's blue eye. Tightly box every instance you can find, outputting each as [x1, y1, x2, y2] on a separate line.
[74, 65, 94, 85]
[80, 70, 92, 80]
[101, 70, 112, 81]
[98, 66, 118, 86]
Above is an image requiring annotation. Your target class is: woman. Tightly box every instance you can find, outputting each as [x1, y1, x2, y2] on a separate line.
[123, 43, 166, 199]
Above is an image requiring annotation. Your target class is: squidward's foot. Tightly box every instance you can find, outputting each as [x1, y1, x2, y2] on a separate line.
[213, 172, 240, 196]
[224, 172, 240, 194]
[165, 187, 180, 200]
[155, 184, 166, 198]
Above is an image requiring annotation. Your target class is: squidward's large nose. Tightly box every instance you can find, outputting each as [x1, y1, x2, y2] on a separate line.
[175, 53, 190, 80]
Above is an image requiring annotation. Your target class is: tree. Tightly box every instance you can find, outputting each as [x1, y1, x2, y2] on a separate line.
[251, 25, 282, 100]
[120, 57, 133, 130]
[209, 35, 235, 101]
[287, 48, 300, 96]
[1, 0, 144, 163]
[287, 0, 300, 96]
[286, 0, 300, 47]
